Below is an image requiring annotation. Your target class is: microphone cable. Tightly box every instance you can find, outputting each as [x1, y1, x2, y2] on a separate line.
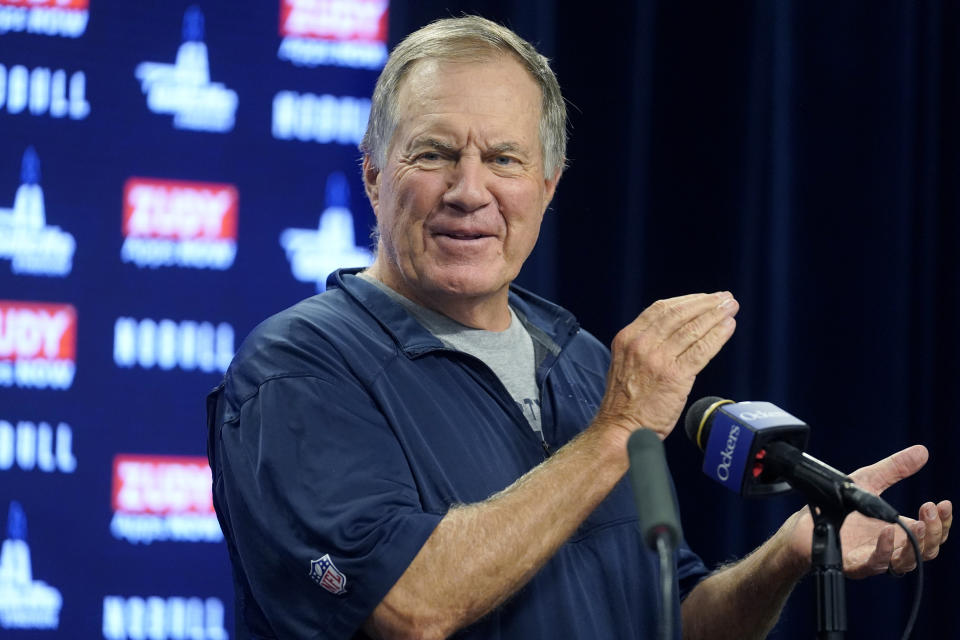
[894, 520, 923, 640]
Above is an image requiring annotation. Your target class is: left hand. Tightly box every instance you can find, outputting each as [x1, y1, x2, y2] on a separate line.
[785, 445, 952, 578]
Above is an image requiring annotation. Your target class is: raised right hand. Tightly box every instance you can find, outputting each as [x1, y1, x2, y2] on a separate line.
[593, 292, 739, 440]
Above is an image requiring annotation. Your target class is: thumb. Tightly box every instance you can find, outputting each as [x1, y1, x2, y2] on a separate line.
[849, 444, 928, 495]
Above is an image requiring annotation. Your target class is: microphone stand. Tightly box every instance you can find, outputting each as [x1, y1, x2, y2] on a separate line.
[626, 430, 681, 640]
[807, 501, 848, 639]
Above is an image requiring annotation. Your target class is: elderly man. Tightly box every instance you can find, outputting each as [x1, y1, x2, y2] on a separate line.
[207, 16, 951, 640]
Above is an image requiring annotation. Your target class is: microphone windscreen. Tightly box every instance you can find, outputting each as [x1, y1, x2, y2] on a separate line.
[683, 396, 726, 449]
[627, 429, 681, 550]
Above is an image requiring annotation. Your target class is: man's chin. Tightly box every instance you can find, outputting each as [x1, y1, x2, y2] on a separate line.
[421, 270, 509, 302]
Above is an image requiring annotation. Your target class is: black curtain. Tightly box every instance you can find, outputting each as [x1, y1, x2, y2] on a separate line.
[391, 2, 959, 637]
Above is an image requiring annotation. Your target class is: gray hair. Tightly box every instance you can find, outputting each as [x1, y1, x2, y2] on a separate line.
[360, 15, 567, 177]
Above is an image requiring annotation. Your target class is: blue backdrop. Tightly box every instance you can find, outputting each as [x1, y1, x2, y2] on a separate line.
[2, 1, 383, 637]
[3, 1, 957, 639]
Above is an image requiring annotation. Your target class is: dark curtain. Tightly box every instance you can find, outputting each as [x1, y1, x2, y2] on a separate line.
[391, 2, 959, 637]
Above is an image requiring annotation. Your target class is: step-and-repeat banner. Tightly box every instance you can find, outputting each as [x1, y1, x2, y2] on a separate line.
[0, 1, 386, 637]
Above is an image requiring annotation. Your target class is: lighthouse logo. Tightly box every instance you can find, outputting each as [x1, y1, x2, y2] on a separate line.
[134, 6, 238, 133]
[0, 501, 63, 630]
[0, 147, 75, 277]
[280, 172, 373, 292]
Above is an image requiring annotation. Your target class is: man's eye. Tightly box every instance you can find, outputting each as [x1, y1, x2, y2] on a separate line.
[493, 156, 516, 166]
[417, 152, 443, 162]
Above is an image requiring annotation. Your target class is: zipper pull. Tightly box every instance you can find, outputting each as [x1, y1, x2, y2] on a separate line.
[541, 439, 553, 457]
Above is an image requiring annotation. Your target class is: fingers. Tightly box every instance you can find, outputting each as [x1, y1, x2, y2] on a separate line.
[635, 292, 739, 353]
[850, 524, 897, 579]
[911, 501, 951, 561]
[919, 503, 942, 560]
[628, 293, 712, 335]
[938, 500, 952, 544]
[888, 501, 952, 574]
[889, 518, 924, 574]
[627, 292, 739, 374]
[676, 309, 737, 371]
[596, 291, 739, 438]
[848, 445, 929, 495]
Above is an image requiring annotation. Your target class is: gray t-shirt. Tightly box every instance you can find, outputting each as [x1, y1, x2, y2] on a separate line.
[359, 273, 542, 436]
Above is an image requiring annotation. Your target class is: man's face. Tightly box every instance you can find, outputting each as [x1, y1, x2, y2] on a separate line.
[364, 55, 560, 319]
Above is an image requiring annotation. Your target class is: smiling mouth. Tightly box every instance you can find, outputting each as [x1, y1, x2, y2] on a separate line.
[437, 232, 490, 240]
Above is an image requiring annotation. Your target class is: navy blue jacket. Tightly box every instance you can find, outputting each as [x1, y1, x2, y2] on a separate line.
[207, 268, 707, 639]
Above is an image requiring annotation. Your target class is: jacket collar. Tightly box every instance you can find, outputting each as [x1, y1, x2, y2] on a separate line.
[326, 268, 580, 359]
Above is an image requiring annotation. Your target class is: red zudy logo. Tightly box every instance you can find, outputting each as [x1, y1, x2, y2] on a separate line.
[279, 0, 387, 41]
[0, 0, 89, 38]
[121, 177, 238, 270]
[277, 0, 388, 69]
[0, 301, 76, 390]
[110, 454, 222, 544]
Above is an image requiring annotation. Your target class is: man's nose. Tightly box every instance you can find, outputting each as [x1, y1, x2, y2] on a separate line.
[443, 158, 492, 212]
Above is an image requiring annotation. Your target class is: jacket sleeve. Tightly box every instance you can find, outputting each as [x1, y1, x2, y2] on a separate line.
[212, 371, 441, 639]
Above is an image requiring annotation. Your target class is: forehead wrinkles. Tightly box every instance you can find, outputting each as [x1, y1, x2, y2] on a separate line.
[390, 57, 542, 158]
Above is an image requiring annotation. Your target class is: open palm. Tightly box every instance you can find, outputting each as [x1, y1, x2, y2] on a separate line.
[784, 445, 952, 578]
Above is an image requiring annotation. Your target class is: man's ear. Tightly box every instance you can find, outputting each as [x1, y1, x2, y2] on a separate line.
[541, 166, 563, 214]
[362, 155, 381, 213]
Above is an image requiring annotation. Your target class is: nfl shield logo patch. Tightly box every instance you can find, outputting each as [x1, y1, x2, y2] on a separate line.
[310, 554, 347, 595]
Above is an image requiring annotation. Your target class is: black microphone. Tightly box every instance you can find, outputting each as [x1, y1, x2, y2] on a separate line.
[627, 429, 682, 550]
[627, 429, 681, 640]
[684, 397, 899, 523]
